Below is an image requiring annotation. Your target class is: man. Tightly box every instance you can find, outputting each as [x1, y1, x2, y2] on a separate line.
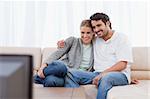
[89, 12, 133, 99]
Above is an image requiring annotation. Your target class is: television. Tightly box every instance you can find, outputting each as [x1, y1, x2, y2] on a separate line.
[0, 54, 33, 99]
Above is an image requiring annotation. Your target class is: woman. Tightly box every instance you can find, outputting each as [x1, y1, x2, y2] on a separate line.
[34, 19, 96, 87]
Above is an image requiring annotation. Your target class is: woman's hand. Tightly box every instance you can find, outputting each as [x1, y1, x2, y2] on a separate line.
[37, 63, 47, 78]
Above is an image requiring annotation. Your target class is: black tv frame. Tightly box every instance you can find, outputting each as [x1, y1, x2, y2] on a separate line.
[0, 54, 33, 99]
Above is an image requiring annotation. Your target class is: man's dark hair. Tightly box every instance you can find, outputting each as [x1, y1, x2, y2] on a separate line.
[90, 12, 112, 29]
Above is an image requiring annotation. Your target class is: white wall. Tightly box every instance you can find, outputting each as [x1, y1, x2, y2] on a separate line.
[0, 0, 149, 47]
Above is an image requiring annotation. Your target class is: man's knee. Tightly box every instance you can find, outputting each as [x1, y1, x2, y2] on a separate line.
[99, 72, 122, 86]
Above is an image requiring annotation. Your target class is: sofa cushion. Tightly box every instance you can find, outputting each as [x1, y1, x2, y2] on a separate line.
[82, 85, 97, 99]
[0, 47, 41, 69]
[33, 83, 43, 88]
[83, 80, 150, 99]
[107, 80, 150, 99]
[131, 47, 150, 71]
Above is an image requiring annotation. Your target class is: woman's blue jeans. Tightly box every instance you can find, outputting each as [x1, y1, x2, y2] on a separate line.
[34, 60, 67, 87]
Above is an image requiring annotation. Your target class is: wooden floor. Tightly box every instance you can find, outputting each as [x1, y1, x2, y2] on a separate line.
[33, 86, 86, 99]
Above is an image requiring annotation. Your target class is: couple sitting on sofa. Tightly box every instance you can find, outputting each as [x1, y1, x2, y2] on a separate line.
[34, 12, 138, 99]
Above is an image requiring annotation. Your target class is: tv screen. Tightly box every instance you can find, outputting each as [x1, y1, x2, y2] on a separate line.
[0, 54, 33, 99]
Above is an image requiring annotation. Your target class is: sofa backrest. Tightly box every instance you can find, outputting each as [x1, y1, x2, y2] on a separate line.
[41, 47, 57, 64]
[1, 47, 149, 80]
[42, 47, 150, 80]
[0, 47, 41, 70]
[131, 47, 150, 80]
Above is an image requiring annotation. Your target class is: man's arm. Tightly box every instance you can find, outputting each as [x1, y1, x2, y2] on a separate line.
[92, 61, 127, 86]
[103, 61, 127, 73]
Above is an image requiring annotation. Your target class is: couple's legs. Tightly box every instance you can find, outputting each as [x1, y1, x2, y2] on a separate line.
[34, 60, 67, 87]
[43, 60, 67, 77]
[34, 75, 64, 87]
[96, 72, 128, 99]
[64, 69, 98, 87]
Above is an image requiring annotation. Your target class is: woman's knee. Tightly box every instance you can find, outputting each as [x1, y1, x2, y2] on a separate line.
[51, 60, 68, 76]
[53, 60, 67, 70]
[43, 75, 64, 87]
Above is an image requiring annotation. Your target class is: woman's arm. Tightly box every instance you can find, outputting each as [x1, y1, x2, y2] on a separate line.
[37, 37, 75, 78]
[43, 36, 75, 64]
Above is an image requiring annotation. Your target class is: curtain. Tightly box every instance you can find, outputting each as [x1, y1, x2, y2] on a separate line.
[0, 1, 149, 47]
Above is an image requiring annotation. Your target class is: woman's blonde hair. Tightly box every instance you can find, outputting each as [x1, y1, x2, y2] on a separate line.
[80, 19, 92, 28]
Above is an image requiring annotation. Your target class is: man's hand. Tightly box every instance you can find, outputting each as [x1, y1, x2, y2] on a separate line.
[92, 72, 107, 86]
[37, 63, 47, 78]
[57, 40, 65, 48]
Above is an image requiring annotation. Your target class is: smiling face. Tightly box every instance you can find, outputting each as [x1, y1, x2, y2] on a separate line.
[91, 20, 110, 39]
[80, 26, 93, 45]
[90, 13, 113, 40]
[80, 20, 94, 45]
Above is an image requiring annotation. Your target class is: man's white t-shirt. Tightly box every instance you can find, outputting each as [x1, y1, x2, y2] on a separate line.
[93, 32, 133, 83]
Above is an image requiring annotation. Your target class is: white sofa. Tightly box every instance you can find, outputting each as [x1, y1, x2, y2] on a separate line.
[0, 47, 150, 99]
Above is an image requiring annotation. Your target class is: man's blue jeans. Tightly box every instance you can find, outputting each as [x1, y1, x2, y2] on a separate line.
[34, 60, 67, 87]
[65, 70, 128, 99]
[96, 72, 128, 99]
